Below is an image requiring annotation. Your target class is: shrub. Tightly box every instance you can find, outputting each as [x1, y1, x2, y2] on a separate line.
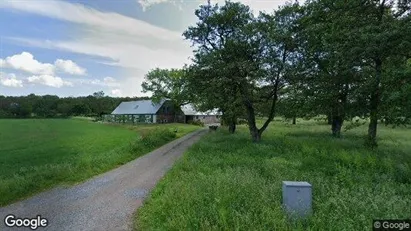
[189, 120, 205, 127]
[130, 128, 177, 152]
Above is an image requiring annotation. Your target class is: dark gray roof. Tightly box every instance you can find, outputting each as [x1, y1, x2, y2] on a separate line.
[111, 99, 165, 115]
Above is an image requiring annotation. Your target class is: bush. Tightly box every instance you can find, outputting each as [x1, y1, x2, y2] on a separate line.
[130, 128, 177, 152]
[188, 120, 205, 127]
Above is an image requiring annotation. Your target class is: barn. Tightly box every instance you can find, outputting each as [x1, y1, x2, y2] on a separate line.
[102, 99, 185, 124]
[103, 99, 221, 125]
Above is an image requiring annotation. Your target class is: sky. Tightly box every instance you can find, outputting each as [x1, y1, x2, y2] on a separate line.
[0, 0, 295, 97]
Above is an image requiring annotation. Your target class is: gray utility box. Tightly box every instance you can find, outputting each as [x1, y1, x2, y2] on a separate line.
[282, 181, 312, 219]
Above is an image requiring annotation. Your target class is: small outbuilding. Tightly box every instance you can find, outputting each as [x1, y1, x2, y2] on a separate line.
[181, 104, 221, 124]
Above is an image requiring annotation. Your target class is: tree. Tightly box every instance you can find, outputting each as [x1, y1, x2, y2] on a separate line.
[185, 59, 245, 133]
[142, 68, 191, 106]
[71, 104, 91, 116]
[92, 91, 105, 98]
[294, 0, 411, 143]
[311, 0, 411, 146]
[142, 68, 192, 122]
[184, 1, 303, 141]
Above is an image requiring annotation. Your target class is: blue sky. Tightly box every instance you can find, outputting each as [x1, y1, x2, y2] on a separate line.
[0, 0, 289, 97]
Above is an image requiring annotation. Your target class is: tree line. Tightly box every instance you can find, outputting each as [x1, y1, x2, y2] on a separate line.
[0, 91, 148, 118]
[142, 0, 411, 147]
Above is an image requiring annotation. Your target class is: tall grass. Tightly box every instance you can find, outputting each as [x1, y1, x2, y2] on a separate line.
[135, 121, 411, 230]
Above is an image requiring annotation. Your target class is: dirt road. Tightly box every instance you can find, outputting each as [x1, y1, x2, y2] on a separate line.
[0, 129, 206, 231]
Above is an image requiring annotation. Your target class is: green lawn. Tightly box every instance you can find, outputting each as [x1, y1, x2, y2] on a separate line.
[135, 120, 411, 230]
[0, 119, 200, 206]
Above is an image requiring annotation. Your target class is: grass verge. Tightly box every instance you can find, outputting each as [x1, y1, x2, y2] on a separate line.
[135, 121, 411, 230]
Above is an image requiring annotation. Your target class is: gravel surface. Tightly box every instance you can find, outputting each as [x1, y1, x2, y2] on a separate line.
[0, 129, 206, 231]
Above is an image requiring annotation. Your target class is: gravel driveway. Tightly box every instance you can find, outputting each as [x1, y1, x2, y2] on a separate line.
[0, 129, 206, 231]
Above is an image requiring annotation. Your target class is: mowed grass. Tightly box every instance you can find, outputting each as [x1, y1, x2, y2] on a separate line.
[0, 119, 200, 206]
[135, 120, 411, 230]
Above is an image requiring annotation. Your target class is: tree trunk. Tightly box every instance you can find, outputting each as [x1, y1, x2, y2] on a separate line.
[292, 116, 296, 125]
[367, 58, 382, 147]
[327, 113, 332, 125]
[250, 127, 261, 142]
[331, 115, 343, 137]
[228, 123, 236, 134]
[227, 114, 237, 134]
[330, 83, 349, 138]
[222, 111, 237, 134]
[243, 97, 261, 142]
[245, 104, 262, 142]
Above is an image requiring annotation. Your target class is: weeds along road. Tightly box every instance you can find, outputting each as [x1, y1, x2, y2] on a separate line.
[0, 129, 206, 231]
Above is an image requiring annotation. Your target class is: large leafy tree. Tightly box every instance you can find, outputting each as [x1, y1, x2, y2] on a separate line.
[184, 1, 302, 142]
[320, 0, 411, 146]
[141, 68, 194, 122]
[295, 0, 411, 144]
[185, 52, 245, 133]
[141, 68, 192, 107]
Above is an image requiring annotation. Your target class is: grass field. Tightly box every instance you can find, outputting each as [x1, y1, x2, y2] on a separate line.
[135, 120, 411, 230]
[0, 119, 200, 206]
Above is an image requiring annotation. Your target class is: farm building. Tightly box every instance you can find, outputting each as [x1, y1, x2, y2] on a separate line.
[181, 104, 221, 124]
[103, 99, 185, 124]
[103, 99, 221, 124]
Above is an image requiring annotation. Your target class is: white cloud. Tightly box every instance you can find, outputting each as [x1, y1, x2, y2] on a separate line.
[0, 52, 87, 76]
[0, 72, 23, 88]
[0, 0, 298, 96]
[138, 0, 170, 11]
[0, 52, 54, 75]
[137, 0, 296, 14]
[103, 77, 117, 85]
[231, 0, 300, 14]
[1, 0, 192, 96]
[111, 89, 122, 97]
[86, 76, 121, 87]
[0, 0, 182, 41]
[55, 59, 86, 75]
[27, 75, 73, 88]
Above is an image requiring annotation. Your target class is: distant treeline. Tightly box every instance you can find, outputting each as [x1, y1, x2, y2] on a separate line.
[0, 91, 149, 118]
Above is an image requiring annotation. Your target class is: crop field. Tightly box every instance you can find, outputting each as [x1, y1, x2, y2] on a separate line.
[135, 120, 411, 230]
[0, 118, 200, 206]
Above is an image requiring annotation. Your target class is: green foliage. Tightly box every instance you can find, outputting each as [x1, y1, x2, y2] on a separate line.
[135, 121, 411, 230]
[181, 0, 411, 145]
[0, 93, 150, 118]
[237, 118, 248, 125]
[141, 68, 191, 107]
[184, 1, 305, 141]
[344, 120, 367, 132]
[188, 120, 205, 127]
[133, 128, 177, 150]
